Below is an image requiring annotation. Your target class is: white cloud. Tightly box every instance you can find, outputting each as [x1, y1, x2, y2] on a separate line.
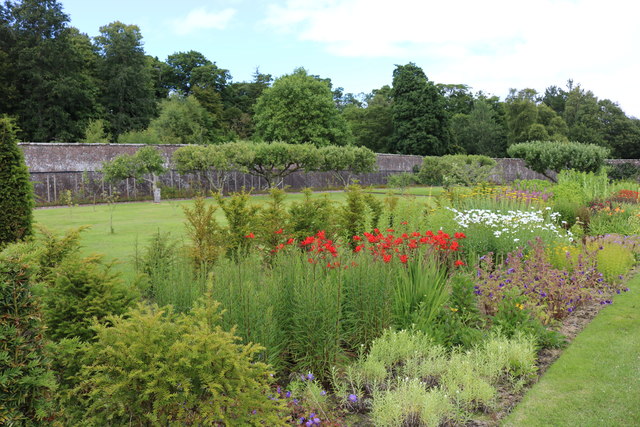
[264, 0, 640, 116]
[172, 7, 236, 36]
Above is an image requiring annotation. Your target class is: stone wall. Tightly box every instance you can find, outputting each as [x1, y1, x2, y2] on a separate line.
[20, 143, 425, 205]
[19, 143, 629, 205]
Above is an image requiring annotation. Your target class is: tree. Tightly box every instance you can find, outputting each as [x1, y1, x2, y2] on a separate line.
[254, 68, 352, 146]
[0, 117, 34, 246]
[222, 69, 272, 139]
[504, 88, 539, 145]
[148, 95, 219, 144]
[318, 145, 377, 185]
[101, 146, 166, 199]
[450, 100, 507, 157]
[391, 63, 449, 155]
[343, 85, 394, 153]
[172, 144, 234, 192]
[598, 99, 640, 158]
[81, 119, 110, 143]
[507, 141, 609, 182]
[563, 85, 604, 146]
[1, 0, 100, 141]
[94, 21, 156, 139]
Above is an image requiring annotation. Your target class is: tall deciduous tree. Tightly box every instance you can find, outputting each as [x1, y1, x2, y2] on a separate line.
[1, 0, 100, 141]
[344, 85, 394, 153]
[450, 100, 507, 157]
[148, 95, 219, 144]
[94, 21, 156, 139]
[254, 68, 352, 146]
[391, 63, 449, 155]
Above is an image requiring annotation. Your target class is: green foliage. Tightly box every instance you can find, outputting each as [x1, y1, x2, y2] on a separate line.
[1, 2, 100, 141]
[339, 184, 370, 246]
[256, 188, 290, 252]
[450, 100, 507, 157]
[42, 254, 137, 341]
[94, 21, 156, 138]
[148, 95, 220, 144]
[74, 301, 286, 426]
[0, 244, 56, 424]
[492, 290, 566, 348]
[607, 162, 640, 181]
[393, 257, 449, 332]
[81, 119, 110, 143]
[507, 141, 609, 181]
[254, 67, 353, 146]
[343, 85, 394, 153]
[386, 172, 416, 190]
[287, 189, 337, 241]
[0, 117, 34, 246]
[416, 154, 497, 187]
[116, 128, 160, 144]
[101, 146, 166, 192]
[318, 145, 377, 185]
[213, 190, 260, 259]
[172, 144, 233, 191]
[391, 63, 449, 155]
[182, 197, 222, 270]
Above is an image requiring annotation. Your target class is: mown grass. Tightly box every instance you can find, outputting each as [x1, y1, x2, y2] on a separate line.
[503, 273, 640, 426]
[34, 188, 438, 281]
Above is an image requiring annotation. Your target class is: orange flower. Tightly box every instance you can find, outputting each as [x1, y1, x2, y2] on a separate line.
[245, 232, 255, 239]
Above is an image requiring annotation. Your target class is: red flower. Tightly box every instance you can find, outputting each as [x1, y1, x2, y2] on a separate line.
[399, 254, 408, 264]
[301, 236, 315, 245]
[316, 230, 326, 239]
[245, 232, 255, 239]
[353, 235, 362, 241]
[449, 241, 459, 251]
[401, 221, 408, 225]
[286, 238, 295, 245]
[383, 254, 392, 263]
[308, 258, 315, 264]
[454, 260, 465, 267]
[275, 228, 283, 234]
[454, 232, 467, 239]
[354, 244, 365, 253]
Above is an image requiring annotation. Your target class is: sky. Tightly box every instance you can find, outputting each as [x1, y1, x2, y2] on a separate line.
[58, 0, 640, 118]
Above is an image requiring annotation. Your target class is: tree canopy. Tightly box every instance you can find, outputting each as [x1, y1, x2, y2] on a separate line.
[254, 68, 353, 147]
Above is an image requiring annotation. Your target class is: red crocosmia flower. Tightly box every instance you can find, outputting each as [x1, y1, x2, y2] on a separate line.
[316, 230, 326, 239]
[275, 228, 283, 234]
[449, 241, 459, 251]
[425, 230, 434, 237]
[387, 228, 395, 233]
[287, 238, 295, 245]
[383, 254, 392, 263]
[399, 254, 408, 264]
[412, 231, 421, 237]
[374, 228, 380, 234]
[454, 260, 465, 267]
[354, 244, 365, 252]
[245, 232, 255, 239]
[401, 221, 408, 225]
[353, 235, 362, 241]
[308, 258, 315, 264]
[454, 232, 467, 239]
[401, 233, 409, 239]
[301, 236, 315, 245]
[408, 240, 418, 249]
[276, 244, 285, 250]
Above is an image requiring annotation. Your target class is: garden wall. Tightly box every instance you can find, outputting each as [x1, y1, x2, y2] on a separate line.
[19, 143, 627, 205]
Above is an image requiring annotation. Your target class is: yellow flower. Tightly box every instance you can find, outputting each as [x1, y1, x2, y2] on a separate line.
[515, 303, 524, 310]
[450, 307, 458, 312]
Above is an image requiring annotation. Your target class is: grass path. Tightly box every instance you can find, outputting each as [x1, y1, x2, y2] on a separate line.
[503, 273, 640, 426]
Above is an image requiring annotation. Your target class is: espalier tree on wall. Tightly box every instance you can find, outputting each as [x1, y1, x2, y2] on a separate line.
[0, 116, 34, 246]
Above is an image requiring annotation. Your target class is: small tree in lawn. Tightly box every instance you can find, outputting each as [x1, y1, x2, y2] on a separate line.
[0, 117, 34, 247]
[507, 141, 609, 182]
[101, 146, 166, 201]
[318, 145, 377, 186]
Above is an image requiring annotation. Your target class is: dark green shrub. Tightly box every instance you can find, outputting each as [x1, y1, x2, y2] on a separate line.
[386, 172, 417, 189]
[74, 300, 286, 426]
[0, 117, 34, 247]
[0, 244, 56, 424]
[43, 255, 137, 341]
[507, 141, 609, 182]
[340, 184, 369, 246]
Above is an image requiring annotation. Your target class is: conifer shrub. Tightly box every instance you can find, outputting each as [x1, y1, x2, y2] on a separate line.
[42, 254, 137, 341]
[74, 300, 286, 426]
[0, 244, 56, 424]
[0, 117, 34, 247]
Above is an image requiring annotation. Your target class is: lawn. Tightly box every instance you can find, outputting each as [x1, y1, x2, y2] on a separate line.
[503, 273, 640, 426]
[33, 188, 437, 280]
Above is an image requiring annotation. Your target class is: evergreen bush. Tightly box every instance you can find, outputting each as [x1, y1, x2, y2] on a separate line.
[0, 117, 34, 247]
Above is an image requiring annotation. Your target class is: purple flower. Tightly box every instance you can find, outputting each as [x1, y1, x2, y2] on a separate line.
[306, 372, 315, 381]
[285, 391, 291, 398]
[348, 394, 358, 402]
[320, 390, 326, 396]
